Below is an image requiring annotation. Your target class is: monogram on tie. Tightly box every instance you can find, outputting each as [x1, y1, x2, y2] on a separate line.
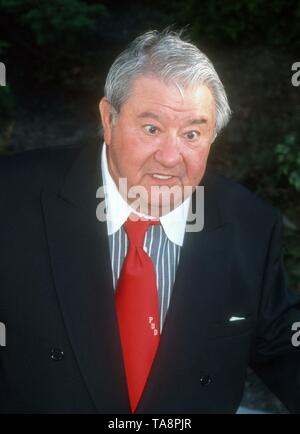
[115, 216, 160, 413]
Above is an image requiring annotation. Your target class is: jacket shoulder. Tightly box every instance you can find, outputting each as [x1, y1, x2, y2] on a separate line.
[203, 170, 280, 224]
[0, 144, 84, 194]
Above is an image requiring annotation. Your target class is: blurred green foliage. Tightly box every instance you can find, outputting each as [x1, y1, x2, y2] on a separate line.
[161, 0, 300, 49]
[0, 0, 299, 286]
[274, 131, 300, 290]
[0, 0, 106, 61]
[1, 0, 299, 57]
[227, 115, 300, 289]
[275, 134, 300, 191]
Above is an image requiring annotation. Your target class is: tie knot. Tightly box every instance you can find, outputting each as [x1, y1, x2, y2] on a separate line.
[124, 217, 159, 247]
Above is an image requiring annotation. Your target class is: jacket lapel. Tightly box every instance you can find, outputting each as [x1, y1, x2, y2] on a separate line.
[41, 144, 232, 413]
[41, 143, 130, 413]
[136, 175, 233, 412]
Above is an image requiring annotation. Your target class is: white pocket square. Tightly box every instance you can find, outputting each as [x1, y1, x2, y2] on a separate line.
[229, 316, 246, 322]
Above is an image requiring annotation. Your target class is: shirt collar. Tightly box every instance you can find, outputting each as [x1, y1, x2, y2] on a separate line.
[101, 143, 190, 246]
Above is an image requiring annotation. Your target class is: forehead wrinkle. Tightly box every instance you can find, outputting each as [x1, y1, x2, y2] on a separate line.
[136, 103, 211, 127]
[130, 77, 214, 112]
[135, 101, 203, 120]
[151, 102, 205, 115]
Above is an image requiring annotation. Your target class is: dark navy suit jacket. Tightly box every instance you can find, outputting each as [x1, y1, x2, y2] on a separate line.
[0, 143, 300, 413]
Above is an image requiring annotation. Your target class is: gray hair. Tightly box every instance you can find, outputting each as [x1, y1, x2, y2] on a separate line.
[104, 29, 231, 136]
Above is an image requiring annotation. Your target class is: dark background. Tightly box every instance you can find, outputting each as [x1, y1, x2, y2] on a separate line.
[0, 0, 299, 413]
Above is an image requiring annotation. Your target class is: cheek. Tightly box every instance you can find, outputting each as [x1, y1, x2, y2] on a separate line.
[184, 147, 211, 182]
[114, 139, 154, 179]
[123, 135, 156, 167]
[111, 129, 137, 164]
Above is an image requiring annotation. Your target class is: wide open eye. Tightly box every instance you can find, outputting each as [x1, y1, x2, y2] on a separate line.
[184, 130, 200, 141]
[144, 125, 159, 135]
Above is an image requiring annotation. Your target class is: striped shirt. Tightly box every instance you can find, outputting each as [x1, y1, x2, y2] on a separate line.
[108, 224, 181, 332]
[101, 143, 190, 332]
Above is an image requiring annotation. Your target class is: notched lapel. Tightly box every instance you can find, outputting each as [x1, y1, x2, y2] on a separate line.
[40, 144, 130, 413]
[137, 222, 233, 413]
[40, 147, 234, 413]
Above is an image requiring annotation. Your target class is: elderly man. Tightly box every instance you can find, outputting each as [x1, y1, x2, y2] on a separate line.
[0, 29, 300, 414]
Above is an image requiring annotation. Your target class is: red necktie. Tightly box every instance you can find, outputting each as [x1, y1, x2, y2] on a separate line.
[115, 217, 160, 413]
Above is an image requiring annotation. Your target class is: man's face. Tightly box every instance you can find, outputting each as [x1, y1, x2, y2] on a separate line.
[99, 75, 216, 216]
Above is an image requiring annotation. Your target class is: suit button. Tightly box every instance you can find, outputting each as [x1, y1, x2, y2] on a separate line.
[50, 348, 64, 361]
[200, 375, 212, 386]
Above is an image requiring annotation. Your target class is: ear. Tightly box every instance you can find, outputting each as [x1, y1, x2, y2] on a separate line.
[99, 97, 114, 145]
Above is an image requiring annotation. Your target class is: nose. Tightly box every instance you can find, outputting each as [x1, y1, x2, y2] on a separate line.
[154, 132, 182, 167]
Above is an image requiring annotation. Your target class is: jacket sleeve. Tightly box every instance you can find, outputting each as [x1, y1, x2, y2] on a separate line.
[249, 210, 300, 413]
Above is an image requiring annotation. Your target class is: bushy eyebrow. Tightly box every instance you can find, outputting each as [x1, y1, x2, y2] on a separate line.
[188, 118, 208, 126]
[137, 111, 208, 126]
[137, 111, 160, 120]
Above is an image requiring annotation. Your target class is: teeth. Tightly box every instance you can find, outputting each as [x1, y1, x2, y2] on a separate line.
[152, 174, 173, 180]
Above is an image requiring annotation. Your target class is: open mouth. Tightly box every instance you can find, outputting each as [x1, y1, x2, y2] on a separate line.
[151, 174, 174, 180]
